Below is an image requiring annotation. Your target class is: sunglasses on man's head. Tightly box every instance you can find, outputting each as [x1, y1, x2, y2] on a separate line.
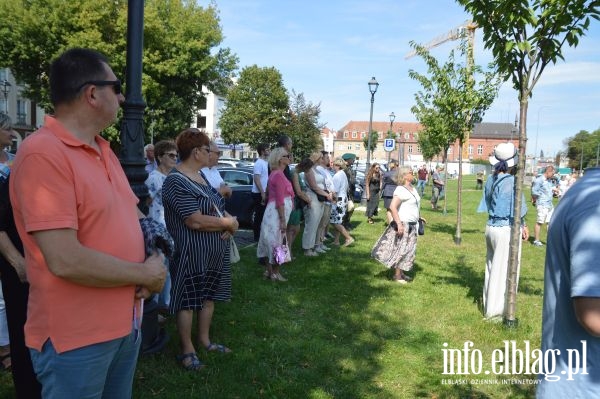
[77, 80, 122, 95]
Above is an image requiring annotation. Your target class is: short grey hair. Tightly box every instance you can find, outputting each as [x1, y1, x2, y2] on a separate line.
[0, 113, 12, 130]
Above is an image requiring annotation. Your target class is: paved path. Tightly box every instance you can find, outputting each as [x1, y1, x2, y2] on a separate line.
[233, 228, 256, 249]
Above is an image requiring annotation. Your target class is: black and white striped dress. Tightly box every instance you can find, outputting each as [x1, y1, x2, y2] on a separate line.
[163, 170, 231, 313]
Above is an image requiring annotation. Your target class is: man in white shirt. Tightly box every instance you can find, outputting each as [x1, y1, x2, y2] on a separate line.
[200, 141, 232, 198]
[315, 151, 336, 252]
[252, 143, 270, 242]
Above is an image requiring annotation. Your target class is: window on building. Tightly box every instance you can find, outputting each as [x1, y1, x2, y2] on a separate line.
[417, 145, 421, 153]
[196, 115, 206, 129]
[343, 132, 348, 138]
[468, 144, 473, 155]
[355, 144, 360, 150]
[408, 145, 413, 154]
[347, 144, 352, 150]
[448, 147, 453, 154]
[17, 99, 27, 124]
[477, 145, 483, 155]
[405, 132, 410, 140]
[352, 132, 357, 138]
[361, 132, 365, 139]
[198, 96, 207, 110]
[338, 144, 345, 150]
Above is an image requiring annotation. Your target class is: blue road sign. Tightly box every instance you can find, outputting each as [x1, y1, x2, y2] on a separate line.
[384, 138, 395, 152]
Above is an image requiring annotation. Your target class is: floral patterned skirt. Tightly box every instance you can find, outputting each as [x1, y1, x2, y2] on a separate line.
[257, 197, 293, 264]
[371, 223, 417, 271]
[330, 196, 347, 224]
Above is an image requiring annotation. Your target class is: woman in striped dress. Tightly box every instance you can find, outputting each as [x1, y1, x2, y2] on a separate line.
[163, 129, 239, 371]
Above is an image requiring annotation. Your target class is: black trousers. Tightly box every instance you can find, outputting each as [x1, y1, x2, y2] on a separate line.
[252, 192, 267, 241]
[0, 261, 42, 399]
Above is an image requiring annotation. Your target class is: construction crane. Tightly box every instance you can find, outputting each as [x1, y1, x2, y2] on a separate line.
[404, 20, 477, 62]
[405, 20, 478, 160]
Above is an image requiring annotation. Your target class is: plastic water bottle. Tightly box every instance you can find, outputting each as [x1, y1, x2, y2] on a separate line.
[0, 163, 10, 183]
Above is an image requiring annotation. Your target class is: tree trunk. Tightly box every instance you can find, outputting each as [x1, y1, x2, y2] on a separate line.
[504, 98, 529, 327]
[455, 139, 463, 245]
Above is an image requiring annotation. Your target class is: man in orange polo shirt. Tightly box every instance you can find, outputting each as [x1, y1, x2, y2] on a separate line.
[9, 48, 166, 398]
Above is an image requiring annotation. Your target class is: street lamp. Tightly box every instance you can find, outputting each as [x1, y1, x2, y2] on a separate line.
[365, 76, 379, 169]
[388, 112, 395, 164]
[397, 127, 403, 165]
[1, 80, 11, 113]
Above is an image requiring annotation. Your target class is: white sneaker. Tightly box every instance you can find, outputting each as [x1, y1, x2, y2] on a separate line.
[315, 247, 327, 254]
[319, 244, 331, 251]
[533, 240, 544, 247]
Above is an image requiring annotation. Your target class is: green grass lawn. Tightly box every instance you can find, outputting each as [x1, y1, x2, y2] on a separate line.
[0, 177, 547, 398]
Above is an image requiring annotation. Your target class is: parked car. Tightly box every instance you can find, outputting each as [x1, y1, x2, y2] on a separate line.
[237, 158, 256, 168]
[217, 157, 241, 168]
[218, 167, 254, 226]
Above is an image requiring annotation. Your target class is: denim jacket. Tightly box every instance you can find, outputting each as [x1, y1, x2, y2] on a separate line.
[478, 174, 527, 227]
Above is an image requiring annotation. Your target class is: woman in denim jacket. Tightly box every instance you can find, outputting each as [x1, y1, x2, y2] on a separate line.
[479, 143, 529, 321]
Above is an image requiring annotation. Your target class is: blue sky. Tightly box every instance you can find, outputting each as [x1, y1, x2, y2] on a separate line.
[201, 0, 600, 157]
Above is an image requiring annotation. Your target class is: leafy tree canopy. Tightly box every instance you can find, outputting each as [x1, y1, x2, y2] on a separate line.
[409, 41, 500, 161]
[218, 65, 289, 150]
[362, 131, 379, 153]
[286, 90, 323, 160]
[0, 0, 237, 143]
[564, 128, 600, 169]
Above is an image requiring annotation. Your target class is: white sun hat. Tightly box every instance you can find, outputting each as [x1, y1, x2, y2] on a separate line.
[489, 142, 517, 167]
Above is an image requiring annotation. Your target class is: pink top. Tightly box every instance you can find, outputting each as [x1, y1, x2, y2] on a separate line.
[268, 170, 294, 207]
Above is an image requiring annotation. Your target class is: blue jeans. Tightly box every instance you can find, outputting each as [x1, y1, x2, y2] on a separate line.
[30, 330, 141, 399]
[416, 179, 427, 196]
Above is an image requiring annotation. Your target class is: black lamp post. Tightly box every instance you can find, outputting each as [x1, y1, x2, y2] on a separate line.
[120, 0, 149, 212]
[365, 77, 379, 170]
[388, 112, 395, 164]
[1, 80, 11, 114]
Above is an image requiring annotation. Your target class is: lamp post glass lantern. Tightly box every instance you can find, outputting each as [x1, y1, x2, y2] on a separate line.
[366, 77, 379, 169]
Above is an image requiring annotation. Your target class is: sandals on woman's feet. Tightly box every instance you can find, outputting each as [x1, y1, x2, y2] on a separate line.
[176, 352, 205, 371]
[205, 343, 232, 353]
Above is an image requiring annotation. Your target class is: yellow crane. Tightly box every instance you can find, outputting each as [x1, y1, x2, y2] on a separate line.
[404, 20, 477, 62]
[405, 20, 478, 159]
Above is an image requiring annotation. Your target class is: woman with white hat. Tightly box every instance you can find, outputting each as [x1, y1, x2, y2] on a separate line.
[479, 142, 529, 320]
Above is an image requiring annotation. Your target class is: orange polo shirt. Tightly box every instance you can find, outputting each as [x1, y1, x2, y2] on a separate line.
[9, 116, 144, 353]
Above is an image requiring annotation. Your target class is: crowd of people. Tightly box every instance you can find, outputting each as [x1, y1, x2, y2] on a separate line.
[0, 46, 595, 397]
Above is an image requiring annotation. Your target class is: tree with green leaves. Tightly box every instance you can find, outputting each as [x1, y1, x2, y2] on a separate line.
[458, 0, 600, 325]
[286, 90, 323, 160]
[362, 131, 379, 157]
[0, 0, 237, 143]
[218, 65, 289, 153]
[409, 41, 500, 242]
[565, 128, 600, 169]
